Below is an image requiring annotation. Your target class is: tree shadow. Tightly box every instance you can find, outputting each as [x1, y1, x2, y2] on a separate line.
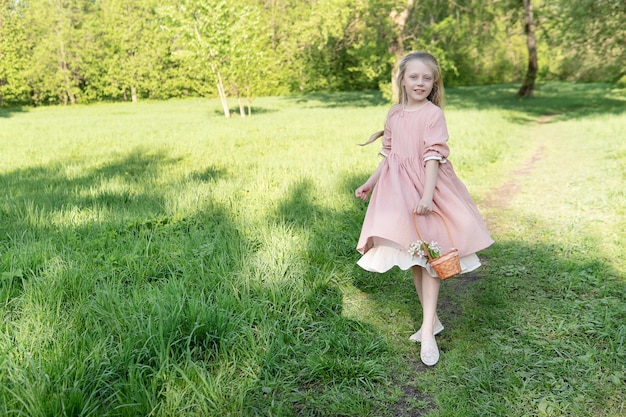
[285, 90, 389, 109]
[0, 147, 232, 294]
[262, 173, 437, 413]
[0, 150, 394, 415]
[0, 106, 28, 118]
[0, 148, 257, 414]
[272, 178, 320, 226]
[263, 170, 625, 415]
[188, 166, 229, 183]
[0, 148, 191, 214]
[210, 106, 278, 117]
[445, 82, 626, 123]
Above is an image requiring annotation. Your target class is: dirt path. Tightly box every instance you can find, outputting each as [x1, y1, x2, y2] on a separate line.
[481, 113, 555, 213]
[483, 145, 544, 211]
[388, 115, 551, 416]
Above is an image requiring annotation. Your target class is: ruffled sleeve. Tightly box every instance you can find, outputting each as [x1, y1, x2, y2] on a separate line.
[423, 107, 450, 165]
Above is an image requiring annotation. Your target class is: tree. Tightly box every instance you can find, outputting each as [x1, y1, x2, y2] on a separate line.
[385, 0, 527, 92]
[0, 1, 29, 105]
[1, 0, 624, 107]
[221, 1, 273, 116]
[22, 0, 94, 105]
[388, 0, 414, 98]
[90, 0, 171, 103]
[167, 0, 235, 117]
[517, 0, 537, 97]
[257, 0, 392, 94]
[548, 0, 625, 82]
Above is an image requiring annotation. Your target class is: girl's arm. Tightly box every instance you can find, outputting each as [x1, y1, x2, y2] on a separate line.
[355, 159, 385, 201]
[415, 159, 440, 214]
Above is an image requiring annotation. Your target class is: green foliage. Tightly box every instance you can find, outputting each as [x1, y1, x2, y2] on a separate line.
[1, 0, 624, 106]
[0, 1, 30, 105]
[399, 1, 525, 86]
[82, 0, 175, 102]
[20, 0, 96, 105]
[539, 0, 626, 82]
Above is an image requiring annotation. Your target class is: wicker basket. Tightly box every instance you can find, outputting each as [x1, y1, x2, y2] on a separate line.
[413, 211, 461, 280]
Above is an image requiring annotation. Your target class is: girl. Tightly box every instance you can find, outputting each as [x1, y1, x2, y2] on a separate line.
[355, 52, 493, 366]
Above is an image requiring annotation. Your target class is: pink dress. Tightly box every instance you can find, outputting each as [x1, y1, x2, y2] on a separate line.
[356, 102, 494, 276]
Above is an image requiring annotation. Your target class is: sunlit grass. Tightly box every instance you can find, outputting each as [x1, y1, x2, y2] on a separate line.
[0, 84, 624, 416]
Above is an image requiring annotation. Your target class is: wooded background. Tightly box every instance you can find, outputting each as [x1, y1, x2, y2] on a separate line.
[0, 0, 624, 108]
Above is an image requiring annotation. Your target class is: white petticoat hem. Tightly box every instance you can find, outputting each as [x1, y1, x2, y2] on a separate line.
[357, 244, 481, 277]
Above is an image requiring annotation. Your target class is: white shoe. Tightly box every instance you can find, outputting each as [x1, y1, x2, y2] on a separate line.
[409, 320, 444, 343]
[420, 339, 440, 366]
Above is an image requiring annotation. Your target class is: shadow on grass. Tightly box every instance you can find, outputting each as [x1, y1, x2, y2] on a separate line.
[267, 170, 625, 415]
[285, 90, 389, 109]
[0, 106, 28, 118]
[446, 82, 626, 123]
[0, 146, 255, 414]
[0, 146, 232, 308]
[0, 149, 393, 416]
[2, 152, 623, 415]
[429, 237, 626, 416]
[211, 106, 279, 117]
[282, 82, 625, 124]
[0, 147, 193, 215]
[266, 173, 439, 414]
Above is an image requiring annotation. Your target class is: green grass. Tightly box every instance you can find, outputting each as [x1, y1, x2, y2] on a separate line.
[0, 83, 624, 416]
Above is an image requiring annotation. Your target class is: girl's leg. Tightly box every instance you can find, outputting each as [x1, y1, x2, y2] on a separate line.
[411, 266, 425, 307]
[419, 269, 441, 340]
[411, 266, 442, 337]
[418, 268, 442, 366]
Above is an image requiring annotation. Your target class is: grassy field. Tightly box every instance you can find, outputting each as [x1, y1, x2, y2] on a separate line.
[0, 83, 624, 416]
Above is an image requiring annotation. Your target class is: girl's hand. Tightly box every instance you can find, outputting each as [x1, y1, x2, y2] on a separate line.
[355, 184, 372, 201]
[414, 198, 433, 215]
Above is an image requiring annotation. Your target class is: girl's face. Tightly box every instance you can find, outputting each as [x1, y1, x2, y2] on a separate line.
[402, 59, 435, 108]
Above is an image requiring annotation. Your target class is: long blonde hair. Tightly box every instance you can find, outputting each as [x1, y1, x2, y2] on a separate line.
[397, 52, 445, 108]
[359, 52, 445, 146]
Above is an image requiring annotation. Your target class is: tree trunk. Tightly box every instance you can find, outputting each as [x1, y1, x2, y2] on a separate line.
[238, 96, 246, 117]
[131, 85, 138, 103]
[55, 26, 77, 106]
[216, 71, 230, 118]
[193, 23, 230, 118]
[389, 0, 415, 101]
[517, 0, 538, 97]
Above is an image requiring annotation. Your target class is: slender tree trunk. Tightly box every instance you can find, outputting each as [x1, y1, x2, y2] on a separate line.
[131, 85, 138, 102]
[238, 96, 246, 117]
[58, 38, 75, 105]
[216, 71, 230, 118]
[193, 23, 230, 118]
[517, 0, 538, 97]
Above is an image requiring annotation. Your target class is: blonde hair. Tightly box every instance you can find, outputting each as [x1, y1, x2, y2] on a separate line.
[359, 52, 445, 147]
[396, 52, 445, 108]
